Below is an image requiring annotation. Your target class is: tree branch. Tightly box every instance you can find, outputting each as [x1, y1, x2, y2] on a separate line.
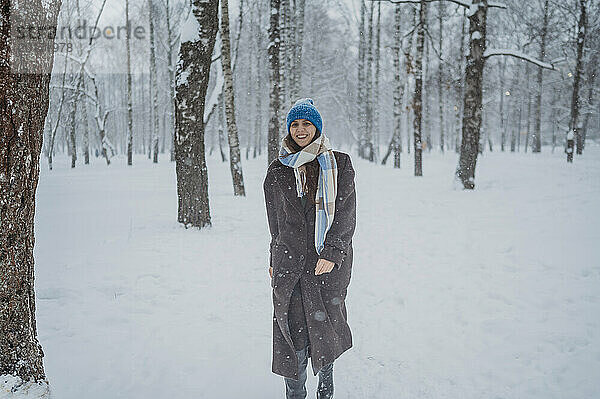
[483, 48, 557, 70]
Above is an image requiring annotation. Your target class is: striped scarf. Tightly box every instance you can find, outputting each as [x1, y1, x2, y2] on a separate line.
[279, 134, 338, 255]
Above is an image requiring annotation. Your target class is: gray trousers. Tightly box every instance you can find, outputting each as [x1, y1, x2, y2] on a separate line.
[284, 346, 334, 399]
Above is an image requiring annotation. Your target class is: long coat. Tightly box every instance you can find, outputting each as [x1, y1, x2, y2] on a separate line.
[263, 150, 356, 380]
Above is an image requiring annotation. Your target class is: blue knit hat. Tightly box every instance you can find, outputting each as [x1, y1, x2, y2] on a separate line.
[286, 98, 323, 134]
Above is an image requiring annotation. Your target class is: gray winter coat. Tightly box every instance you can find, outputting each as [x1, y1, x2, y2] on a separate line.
[263, 151, 356, 379]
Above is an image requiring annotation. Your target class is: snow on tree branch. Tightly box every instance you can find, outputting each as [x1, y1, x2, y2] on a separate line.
[483, 48, 557, 70]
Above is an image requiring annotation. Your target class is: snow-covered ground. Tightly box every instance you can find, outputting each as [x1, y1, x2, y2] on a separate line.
[25, 146, 600, 398]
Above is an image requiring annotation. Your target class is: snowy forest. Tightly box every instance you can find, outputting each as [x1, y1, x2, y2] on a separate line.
[1, 0, 599, 398]
[38, 0, 600, 189]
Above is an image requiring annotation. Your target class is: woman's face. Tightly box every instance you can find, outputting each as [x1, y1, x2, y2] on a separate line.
[290, 119, 317, 148]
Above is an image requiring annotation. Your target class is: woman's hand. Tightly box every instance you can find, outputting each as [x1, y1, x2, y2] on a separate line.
[269, 267, 273, 279]
[315, 258, 335, 275]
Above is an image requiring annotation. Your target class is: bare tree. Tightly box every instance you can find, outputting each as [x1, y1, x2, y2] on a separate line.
[532, 0, 550, 153]
[49, 0, 108, 168]
[412, 0, 426, 176]
[217, 92, 228, 162]
[86, 69, 116, 165]
[382, 3, 403, 168]
[279, 0, 290, 115]
[48, 54, 70, 171]
[291, 0, 306, 101]
[221, 0, 245, 196]
[253, 1, 265, 158]
[510, 60, 521, 152]
[174, 0, 219, 227]
[81, 77, 90, 164]
[499, 57, 507, 151]
[581, 50, 598, 152]
[437, 1, 445, 153]
[374, 1, 382, 160]
[67, 66, 79, 168]
[148, 0, 160, 163]
[373, 0, 555, 187]
[423, 6, 431, 153]
[571, 0, 589, 158]
[126, 0, 134, 165]
[357, 0, 367, 156]
[455, 1, 556, 187]
[454, 7, 466, 154]
[455, 0, 487, 188]
[364, 1, 375, 161]
[524, 61, 531, 152]
[268, 0, 282, 164]
[0, 0, 62, 385]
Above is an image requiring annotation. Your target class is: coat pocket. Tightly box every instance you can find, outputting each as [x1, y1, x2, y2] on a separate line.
[318, 259, 352, 291]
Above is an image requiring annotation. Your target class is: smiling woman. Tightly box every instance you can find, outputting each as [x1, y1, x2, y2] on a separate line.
[263, 98, 357, 399]
[290, 119, 317, 147]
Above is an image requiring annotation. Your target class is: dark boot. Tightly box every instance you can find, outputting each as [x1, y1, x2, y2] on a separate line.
[284, 347, 309, 399]
[316, 362, 334, 399]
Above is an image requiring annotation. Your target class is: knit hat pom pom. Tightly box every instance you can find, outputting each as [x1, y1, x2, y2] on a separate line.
[294, 98, 314, 106]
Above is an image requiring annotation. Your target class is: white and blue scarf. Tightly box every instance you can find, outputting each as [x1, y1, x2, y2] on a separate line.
[279, 134, 338, 255]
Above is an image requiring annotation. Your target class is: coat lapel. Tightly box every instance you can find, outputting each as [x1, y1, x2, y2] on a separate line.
[275, 164, 304, 216]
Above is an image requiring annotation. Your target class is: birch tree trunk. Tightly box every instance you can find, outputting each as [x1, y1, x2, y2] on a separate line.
[253, 3, 264, 158]
[510, 62, 521, 152]
[456, 0, 487, 189]
[82, 78, 90, 164]
[518, 94, 523, 151]
[455, 8, 466, 153]
[364, 1, 374, 161]
[88, 72, 114, 165]
[148, 0, 160, 163]
[551, 87, 559, 153]
[221, 0, 245, 196]
[581, 54, 597, 152]
[48, 55, 69, 170]
[218, 93, 227, 162]
[357, 0, 367, 156]
[374, 2, 381, 161]
[570, 0, 587, 160]
[74, 0, 89, 165]
[291, 0, 305, 101]
[525, 62, 531, 152]
[287, 0, 296, 104]
[412, 0, 427, 176]
[279, 0, 290, 116]
[499, 57, 506, 151]
[438, 1, 445, 153]
[382, 3, 403, 168]
[68, 75, 78, 168]
[126, 0, 134, 165]
[0, 0, 62, 384]
[532, 0, 549, 153]
[406, 7, 416, 156]
[268, 0, 281, 164]
[174, 0, 219, 227]
[423, 10, 431, 153]
[166, 0, 175, 162]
